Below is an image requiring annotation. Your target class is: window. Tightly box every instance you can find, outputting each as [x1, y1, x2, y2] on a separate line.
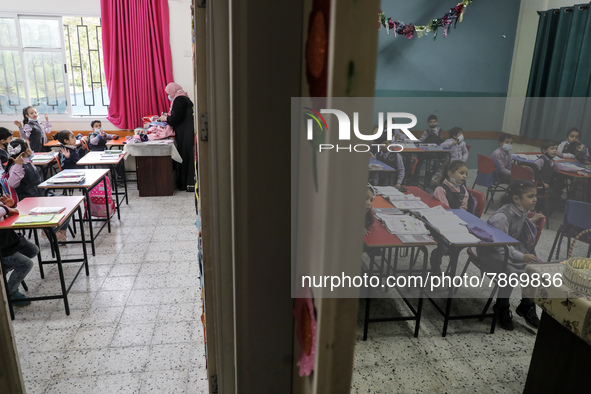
[0, 15, 108, 117]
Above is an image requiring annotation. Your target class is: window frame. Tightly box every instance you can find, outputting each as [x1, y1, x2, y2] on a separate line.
[0, 12, 106, 121]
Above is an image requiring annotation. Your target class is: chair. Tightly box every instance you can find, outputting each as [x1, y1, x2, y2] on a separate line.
[472, 154, 506, 214]
[468, 188, 486, 218]
[548, 200, 591, 261]
[458, 211, 546, 332]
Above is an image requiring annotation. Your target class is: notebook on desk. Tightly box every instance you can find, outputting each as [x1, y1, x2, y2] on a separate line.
[13, 214, 65, 226]
[47, 176, 85, 184]
[29, 207, 66, 214]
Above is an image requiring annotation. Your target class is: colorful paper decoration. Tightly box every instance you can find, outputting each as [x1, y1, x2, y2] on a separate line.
[378, 1, 473, 40]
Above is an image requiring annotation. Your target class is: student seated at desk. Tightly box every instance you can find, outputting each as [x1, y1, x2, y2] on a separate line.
[490, 133, 514, 184]
[533, 140, 589, 204]
[371, 148, 405, 187]
[7, 139, 69, 241]
[440, 127, 468, 163]
[476, 181, 545, 331]
[5, 140, 43, 198]
[430, 161, 476, 275]
[0, 127, 13, 169]
[564, 141, 590, 165]
[557, 127, 581, 159]
[419, 115, 445, 183]
[0, 197, 37, 306]
[56, 130, 88, 170]
[88, 120, 119, 151]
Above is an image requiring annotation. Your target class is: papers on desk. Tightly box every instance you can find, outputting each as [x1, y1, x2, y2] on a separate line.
[369, 163, 384, 170]
[60, 171, 85, 176]
[415, 206, 480, 244]
[31, 153, 55, 162]
[29, 207, 66, 214]
[390, 200, 429, 210]
[515, 154, 539, 161]
[373, 208, 403, 218]
[373, 186, 403, 197]
[13, 214, 65, 226]
[397, 234, 433, 243]
[380, 215, 429, 235]
[47, 176, 85, 184]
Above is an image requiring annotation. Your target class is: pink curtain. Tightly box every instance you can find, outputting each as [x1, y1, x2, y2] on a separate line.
[101, 0, 174, 129]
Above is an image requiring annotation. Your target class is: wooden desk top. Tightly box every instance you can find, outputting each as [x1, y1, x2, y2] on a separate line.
[77, 151, 126, 166]
[38, 169, 110, 189]
[0, 196, 84, 229]
[31, 152, 58, 166]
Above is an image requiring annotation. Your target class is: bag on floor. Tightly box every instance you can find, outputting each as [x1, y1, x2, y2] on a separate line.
[88, 175, 115, 218]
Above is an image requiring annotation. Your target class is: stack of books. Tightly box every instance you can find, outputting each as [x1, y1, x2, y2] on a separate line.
[47, 172, 85, 184]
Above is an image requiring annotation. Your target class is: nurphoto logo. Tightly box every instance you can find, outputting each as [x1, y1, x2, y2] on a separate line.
[304, 109, 418, 152]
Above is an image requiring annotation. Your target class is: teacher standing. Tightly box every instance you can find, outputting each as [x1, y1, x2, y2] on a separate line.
[160, 82, 196, 191]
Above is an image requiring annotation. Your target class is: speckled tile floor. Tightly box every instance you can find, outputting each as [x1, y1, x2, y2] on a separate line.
[8, 185, 207, 394]
[352, 169, 591, 393]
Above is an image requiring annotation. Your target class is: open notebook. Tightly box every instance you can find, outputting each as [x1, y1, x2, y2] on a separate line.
[413, 206, 480, 244]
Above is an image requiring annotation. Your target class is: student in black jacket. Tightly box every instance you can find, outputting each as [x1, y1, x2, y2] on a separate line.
[0, 197, 37, 306]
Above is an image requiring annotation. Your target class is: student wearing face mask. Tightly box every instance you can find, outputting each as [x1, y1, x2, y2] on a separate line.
[490, 133, 514, 184]
[441, 127, 468, 163]
[88, 120, 118, 151]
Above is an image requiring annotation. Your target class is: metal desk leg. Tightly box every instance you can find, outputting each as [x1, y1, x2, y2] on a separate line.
[78, 206, 89, 276]
[83, 189, 96, 256]
[47, 229, 70, 315]
[103, 176, 112, 232]
[442, 247, 461, 337]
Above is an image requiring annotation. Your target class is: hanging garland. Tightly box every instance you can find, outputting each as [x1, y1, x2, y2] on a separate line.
[378, 0, 473, 40]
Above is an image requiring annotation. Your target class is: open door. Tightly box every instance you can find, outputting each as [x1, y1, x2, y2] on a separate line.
[292, 1, 380, 393]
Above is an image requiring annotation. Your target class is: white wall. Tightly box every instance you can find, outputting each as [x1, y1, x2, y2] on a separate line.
[0, 0, 194, 132]
[503, 0, 581, 133]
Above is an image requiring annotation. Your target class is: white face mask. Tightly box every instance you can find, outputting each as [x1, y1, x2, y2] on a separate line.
[502, 144, 512, 152]
[168, 95, 173, 101]
[457, 134, 464, 142]
[94, 128, 103, 133]
[450, 177, 460, 186]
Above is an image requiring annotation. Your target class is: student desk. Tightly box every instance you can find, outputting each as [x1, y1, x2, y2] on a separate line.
[106, 139, 127, 150]
[43, 139, 81, 150]
[512, 152, 591, 199]
[420, 209, 519, 337]
[395, 143, 452, 188]
[37, 169, 112, 256]
[362, 186, 445, 340]
[0, 196, 88, 317]
[31, 151, 59, 179]
[76, 151, 129, 212]
[369, 158, 398, 186]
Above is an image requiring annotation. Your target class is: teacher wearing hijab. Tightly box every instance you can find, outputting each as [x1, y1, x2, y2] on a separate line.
[160, 82, 196, 192]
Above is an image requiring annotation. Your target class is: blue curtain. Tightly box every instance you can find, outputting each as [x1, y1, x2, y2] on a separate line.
[521, 4, 591, 144]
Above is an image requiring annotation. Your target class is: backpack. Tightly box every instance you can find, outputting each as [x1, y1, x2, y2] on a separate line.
[88, 175, 115, 218]
[0, 172, 19, 203]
